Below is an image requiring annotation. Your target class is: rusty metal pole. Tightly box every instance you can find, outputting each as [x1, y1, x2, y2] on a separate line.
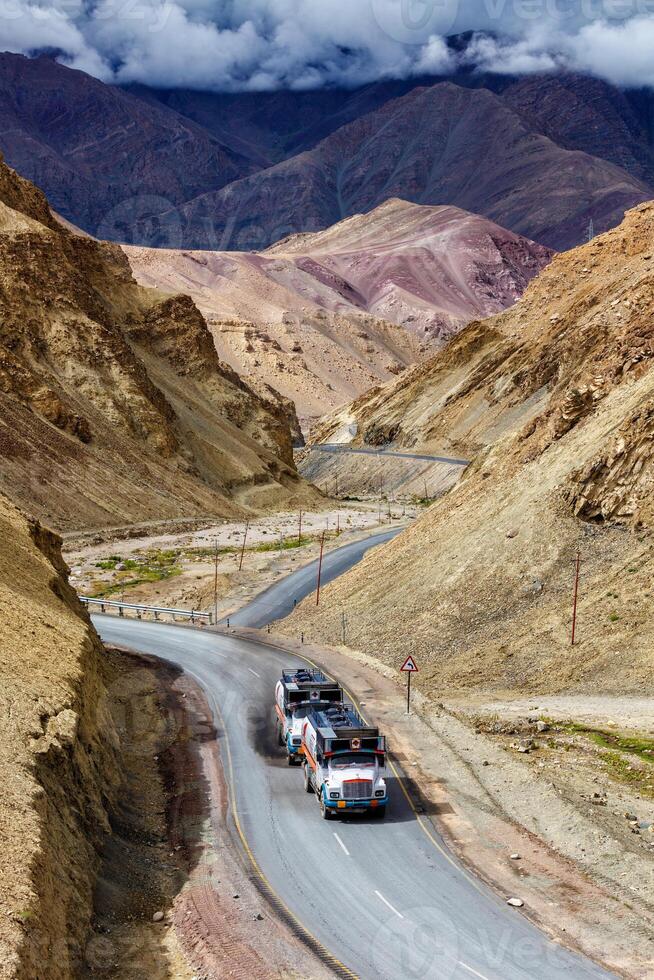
[316, 532, 325, 605]
[571, 552, 581, 646]
[239, 520, 249, 571]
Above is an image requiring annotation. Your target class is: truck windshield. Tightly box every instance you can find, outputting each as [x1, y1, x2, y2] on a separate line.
[329, 753, 375, 769]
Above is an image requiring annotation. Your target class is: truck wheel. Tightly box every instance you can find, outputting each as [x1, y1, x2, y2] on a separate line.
[303, 764, 313, 794]
[287, 753, 295, 766]
[373, 806, 386, 820]
[320, 796, 334, 820]
[277, 723, 284, 746]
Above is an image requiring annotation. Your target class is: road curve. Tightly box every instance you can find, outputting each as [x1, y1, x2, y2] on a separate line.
[93, 541, 614, 980]
[224, 527, 402, 628]
[307, 444, 470, 466]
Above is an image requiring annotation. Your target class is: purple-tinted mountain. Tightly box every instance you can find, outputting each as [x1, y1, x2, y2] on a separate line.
[165, 82, 651, 251]
[0, 53, 253, 237]
[0, 52, 653, 251]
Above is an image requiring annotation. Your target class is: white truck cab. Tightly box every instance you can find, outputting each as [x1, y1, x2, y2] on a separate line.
[274, 667, 343, 765]
[301, 704, 388, 818]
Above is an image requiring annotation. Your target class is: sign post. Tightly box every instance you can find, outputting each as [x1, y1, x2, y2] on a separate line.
[400, 654, 419, 714]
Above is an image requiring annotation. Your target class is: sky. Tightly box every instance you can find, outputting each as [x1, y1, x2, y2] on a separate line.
[1, 0, 654, 90]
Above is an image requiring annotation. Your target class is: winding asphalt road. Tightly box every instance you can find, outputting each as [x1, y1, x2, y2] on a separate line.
[308, 444, 470, 466]
[223, 527, 402, 628]
[93, 533, 614, 980]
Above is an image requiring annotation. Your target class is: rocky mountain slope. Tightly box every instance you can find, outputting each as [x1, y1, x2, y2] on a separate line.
[0, 53, 252, 239]
[163, 81, 651, 252]
[0, 155, 315, 532]
[1, 55, 653, 253]
[0, 494, 119, 977]
[286, 202, 654, 696]
[125, 199, 551, 422]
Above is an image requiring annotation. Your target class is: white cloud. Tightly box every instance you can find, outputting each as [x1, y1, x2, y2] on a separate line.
[0, 0, 653, 90]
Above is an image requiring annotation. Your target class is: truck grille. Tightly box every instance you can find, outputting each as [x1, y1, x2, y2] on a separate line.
[342, 779, 372, 800]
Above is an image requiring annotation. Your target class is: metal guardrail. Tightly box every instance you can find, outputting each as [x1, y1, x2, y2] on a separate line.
[80, 596, 212, 624]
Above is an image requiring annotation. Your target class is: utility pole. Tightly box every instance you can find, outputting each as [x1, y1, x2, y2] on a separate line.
[316, 532, 325, 605]
[298, 509, 302, 546]
[238, 520, 249, 571]
[341, 610, 346, 643]
[334, 474, 339, 498]
[587, 218, 594, 243]
[571, 552, 581, 646]
[336, 511, 340, 536]
[213, 538, 219, 626]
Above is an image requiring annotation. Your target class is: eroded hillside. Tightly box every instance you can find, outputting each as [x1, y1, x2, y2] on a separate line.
[0, 156, 316, 531]
[287, 203, 654, 696]
[0, 494, 119, 978]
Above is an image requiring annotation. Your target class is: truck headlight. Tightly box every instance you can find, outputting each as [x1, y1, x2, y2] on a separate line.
[375, 790, 384, 797]
[329, 792, 340, 800]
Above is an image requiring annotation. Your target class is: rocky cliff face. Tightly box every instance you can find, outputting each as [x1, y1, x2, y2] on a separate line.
[288, 203, 654, 696]
[0, 155, 313, 531]
[0, 494, 120, 978]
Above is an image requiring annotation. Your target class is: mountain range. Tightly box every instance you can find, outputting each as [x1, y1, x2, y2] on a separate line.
[1, 52, 653, 252]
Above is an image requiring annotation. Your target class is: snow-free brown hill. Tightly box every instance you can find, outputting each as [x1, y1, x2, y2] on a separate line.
[0, 155, 316, 532]
[0, 53, 252, 238]
[125, 200, 551, 422]
[286, 202, 654, 697]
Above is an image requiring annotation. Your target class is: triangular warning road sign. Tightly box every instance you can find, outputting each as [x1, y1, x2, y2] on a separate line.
[400, 655, 418, 672]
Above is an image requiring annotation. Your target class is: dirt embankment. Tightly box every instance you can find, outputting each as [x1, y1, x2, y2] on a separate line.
[0, 493, 120, 978]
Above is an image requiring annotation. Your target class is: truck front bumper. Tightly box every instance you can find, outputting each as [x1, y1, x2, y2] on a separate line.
[324, 796, 388, 811]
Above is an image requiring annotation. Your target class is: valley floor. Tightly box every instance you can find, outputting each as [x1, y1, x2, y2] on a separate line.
[64, 504, 412, 618]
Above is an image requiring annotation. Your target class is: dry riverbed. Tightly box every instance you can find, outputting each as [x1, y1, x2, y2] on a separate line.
[65, 506, 410, 619]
